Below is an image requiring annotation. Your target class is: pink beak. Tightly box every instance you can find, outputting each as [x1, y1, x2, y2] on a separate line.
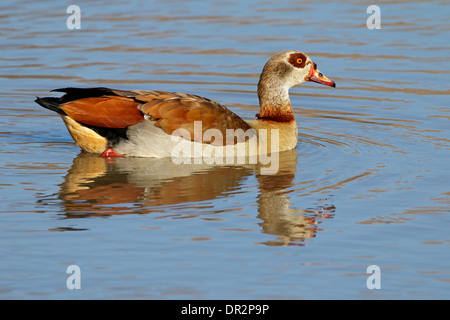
[309, 63, 336, 88]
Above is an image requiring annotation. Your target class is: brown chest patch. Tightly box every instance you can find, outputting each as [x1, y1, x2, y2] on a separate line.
[256, 104, 294, 122]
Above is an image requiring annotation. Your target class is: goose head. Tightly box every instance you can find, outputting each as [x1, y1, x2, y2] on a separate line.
[257, 50, 335, 121]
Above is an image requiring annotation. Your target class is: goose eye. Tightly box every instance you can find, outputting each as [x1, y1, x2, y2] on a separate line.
[314, 63, 317, 70]
[296, 58, 303, 64]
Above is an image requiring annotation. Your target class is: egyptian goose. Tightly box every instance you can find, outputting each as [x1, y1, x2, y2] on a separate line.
[35, 50, 335, 158]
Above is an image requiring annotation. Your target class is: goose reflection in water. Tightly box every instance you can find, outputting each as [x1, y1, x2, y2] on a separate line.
[40, 149, 335, 246]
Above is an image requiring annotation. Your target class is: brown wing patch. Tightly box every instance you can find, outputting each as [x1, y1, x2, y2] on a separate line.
[51, 88, 249, 145]
[60, 95, 144, 128]
[135, 92, 250, 145]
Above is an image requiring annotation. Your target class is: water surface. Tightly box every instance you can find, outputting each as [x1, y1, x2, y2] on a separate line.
[0, 0, 449, 299]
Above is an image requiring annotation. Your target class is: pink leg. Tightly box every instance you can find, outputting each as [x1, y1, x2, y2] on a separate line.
[100, 148, 125, 158]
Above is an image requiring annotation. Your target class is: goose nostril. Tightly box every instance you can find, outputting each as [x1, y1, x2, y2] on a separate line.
[319, 72, 323, 77]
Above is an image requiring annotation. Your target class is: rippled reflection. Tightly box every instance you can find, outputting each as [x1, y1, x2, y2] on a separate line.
[38, 150, 335, 246]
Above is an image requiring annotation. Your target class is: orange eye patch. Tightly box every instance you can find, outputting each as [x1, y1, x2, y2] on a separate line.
[288, 52, 307, 68]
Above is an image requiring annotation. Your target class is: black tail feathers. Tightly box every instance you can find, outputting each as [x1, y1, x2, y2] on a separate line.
[35, 97, 66, 115]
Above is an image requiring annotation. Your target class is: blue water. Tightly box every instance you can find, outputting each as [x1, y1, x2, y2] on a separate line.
[0, 0, 449, 299]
